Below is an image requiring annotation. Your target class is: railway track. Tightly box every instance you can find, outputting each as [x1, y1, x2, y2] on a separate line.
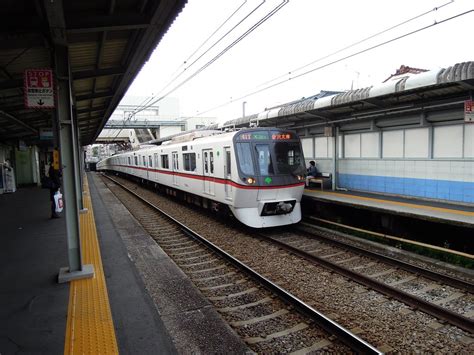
[99, 173, 474, 352]
[257, 227, 474, 334]
[101, 174, 380, 354]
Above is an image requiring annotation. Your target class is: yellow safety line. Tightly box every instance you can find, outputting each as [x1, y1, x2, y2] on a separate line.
[310, 190, 474, 217]
[64, 176, 119, 355]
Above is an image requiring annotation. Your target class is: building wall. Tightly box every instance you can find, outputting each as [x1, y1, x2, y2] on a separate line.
[302, 123, 474, 204]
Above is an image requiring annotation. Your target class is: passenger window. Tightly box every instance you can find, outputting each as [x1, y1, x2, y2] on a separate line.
[210, 152, 214, 174]
[183, 153, 196, 171]
[255, 144, 274, 175]
[236, 143, 254, 175]
[225, 150, 231, 176]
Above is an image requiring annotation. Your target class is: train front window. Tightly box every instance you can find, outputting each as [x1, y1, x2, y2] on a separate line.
[255, 144, 274, 175]
[236, 143, 254, 175]
[274, 142, 305, 175]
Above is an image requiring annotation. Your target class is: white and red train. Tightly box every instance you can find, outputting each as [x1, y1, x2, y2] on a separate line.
[97, 128, 306, 228]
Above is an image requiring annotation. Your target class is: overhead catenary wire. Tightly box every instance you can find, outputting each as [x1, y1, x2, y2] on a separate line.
[129, 0, 260, 117]
[253, 0, 454, 90]
[149, 0, 252, 99]
[195, 8, 473, 117]
[129, 0, 251, 117]
[132, 0, 289, 116]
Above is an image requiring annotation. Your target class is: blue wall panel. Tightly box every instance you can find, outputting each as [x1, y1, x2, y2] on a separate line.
[338, 174, 474, 203]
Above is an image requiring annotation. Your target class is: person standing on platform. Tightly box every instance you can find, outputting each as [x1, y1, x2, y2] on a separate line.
[49, 165, 61, 218]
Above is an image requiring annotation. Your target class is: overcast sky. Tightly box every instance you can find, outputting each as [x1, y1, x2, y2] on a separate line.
[125, 0, 472, 124]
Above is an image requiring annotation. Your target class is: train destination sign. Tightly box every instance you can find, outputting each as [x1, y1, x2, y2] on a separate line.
[24, 69, 55, 109]
[238, 131, 296, 141]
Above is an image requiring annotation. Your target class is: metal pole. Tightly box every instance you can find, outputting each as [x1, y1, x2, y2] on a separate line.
[72, 110, 85, 211]
[242, 101, 247, 118]
[55, 45, 94, 283]
[332, 126, 338, 190]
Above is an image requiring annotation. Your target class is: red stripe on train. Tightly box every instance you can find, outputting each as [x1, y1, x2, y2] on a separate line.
[107, 164, 304, 190]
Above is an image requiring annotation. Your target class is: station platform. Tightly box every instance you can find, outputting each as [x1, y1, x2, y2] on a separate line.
[0, 173, 248, 354]
[303, 188, 474, 227]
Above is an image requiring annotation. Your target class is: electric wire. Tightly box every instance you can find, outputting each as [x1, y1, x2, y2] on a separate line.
[132, 0, 289, 116]
[152, 0, 250, 98]
[130, 0, 259, 117]
[254, 0, 454, 90]
[195, 8, 473, 117]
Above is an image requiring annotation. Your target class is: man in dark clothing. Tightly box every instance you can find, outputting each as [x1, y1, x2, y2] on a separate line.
[305, 160, 318, 187]
[49, 165, 61, 218]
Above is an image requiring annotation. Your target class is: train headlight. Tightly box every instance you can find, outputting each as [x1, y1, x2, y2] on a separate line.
[246, 177, 256, 184]
[297, 175, 304, 181]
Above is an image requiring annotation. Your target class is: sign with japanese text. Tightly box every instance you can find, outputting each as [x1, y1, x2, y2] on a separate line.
[24, 69, 55, 109]
[465, 100, 473, 123]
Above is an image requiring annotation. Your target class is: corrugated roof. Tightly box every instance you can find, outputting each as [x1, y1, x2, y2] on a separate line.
[0, 0, 187, 146]
[222, 61, 474, 130]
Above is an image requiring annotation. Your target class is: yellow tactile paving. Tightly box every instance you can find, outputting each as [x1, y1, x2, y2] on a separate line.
[64, 176, 119, 355]
[311, 190, 474, 217]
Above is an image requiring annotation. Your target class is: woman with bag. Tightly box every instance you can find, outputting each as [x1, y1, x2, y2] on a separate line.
[49, 165, 62, 218]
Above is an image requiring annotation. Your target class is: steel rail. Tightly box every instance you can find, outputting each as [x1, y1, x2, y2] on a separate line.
[298, 221, 474, 293]
[255, 232, 474, 334]
[102, 174, 382, 354]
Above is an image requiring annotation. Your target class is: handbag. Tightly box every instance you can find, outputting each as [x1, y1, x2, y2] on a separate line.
[54, 189, 64, 213]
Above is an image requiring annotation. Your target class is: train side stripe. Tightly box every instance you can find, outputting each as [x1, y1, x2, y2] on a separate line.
[107, 164, 305, 190]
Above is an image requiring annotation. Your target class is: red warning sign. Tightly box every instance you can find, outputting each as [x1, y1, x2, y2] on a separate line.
[465, 100, 474, 123]
[24, 69, 55, 109]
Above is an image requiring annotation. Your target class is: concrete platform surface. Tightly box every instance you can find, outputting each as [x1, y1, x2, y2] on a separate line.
[304, 189, 474, 226]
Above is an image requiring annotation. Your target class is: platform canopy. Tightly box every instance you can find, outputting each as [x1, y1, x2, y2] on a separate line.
[0, 0, 186, 146]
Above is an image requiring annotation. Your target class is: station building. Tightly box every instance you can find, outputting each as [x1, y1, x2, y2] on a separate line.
[224, 62, 474, 205]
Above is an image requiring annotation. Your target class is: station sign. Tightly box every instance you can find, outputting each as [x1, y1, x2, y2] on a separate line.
[465, 100, 474, 123]
[39, 127, 54, 140]
[24, 69, 55, 109]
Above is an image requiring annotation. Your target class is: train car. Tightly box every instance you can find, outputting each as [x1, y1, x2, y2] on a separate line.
[97, 127, 306, 228]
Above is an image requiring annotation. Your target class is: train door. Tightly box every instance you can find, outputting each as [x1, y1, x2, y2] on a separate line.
[224, 147, 232, 200]
[172, 151, 179, 185]
[202, 149, 215, 195]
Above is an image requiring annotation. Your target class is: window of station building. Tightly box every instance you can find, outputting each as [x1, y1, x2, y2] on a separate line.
[149, 156, 153, 167]
[183, 153, 196, 171]
[315, 137, 329, 158]
[161, 154, 169, 169]
[465, 124, 474, 158]
[404, 128, 428, 158]
[344, 134, 361, 158]
[301, 138, 314, 158]
[434, 125, 463, 158]
[361, 132, 379, 158]
[382, 131, 403, 158]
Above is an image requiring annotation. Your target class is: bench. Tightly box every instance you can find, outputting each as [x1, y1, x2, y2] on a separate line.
[308, 172, 332, 190]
